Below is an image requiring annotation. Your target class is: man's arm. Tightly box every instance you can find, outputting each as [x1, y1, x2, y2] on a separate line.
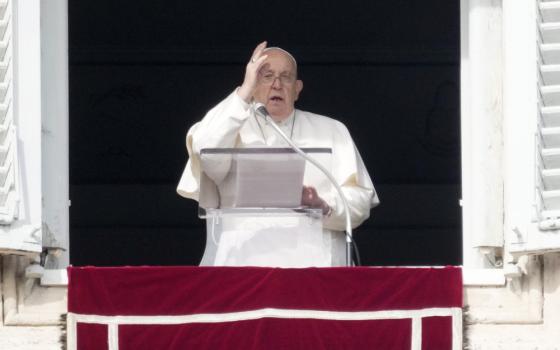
[322, 185, 376, 231]
[300, 119, 379, 231]
[301, 182, 375, 231]
[177, 42, 269, 198]
[189, 41, 269, 154]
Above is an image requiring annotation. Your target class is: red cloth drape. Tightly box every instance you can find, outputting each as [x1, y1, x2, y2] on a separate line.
[68, 266, 462, 350]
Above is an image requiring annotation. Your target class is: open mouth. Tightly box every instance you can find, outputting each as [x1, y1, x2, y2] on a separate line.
[269, 96, 284, 102]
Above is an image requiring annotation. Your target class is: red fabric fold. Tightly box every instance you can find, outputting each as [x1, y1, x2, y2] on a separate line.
[68, 266, 462, 315]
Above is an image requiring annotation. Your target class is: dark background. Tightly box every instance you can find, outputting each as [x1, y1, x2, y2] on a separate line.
[69, 1, 461, 266]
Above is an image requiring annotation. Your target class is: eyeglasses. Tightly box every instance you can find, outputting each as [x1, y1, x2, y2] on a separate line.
[259, 72, 296, 85]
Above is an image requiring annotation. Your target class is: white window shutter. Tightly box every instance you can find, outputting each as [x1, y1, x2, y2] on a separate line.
[538, 1, 560, 226]
[0, 0, 42, 255]
[0, 0, 17, 224]
[509, 0, 560, 256]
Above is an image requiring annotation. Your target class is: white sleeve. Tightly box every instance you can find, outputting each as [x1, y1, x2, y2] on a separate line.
[322, 184, 378, 231]
[321, 121, 380, 231]
[177, 90, 250, 200]
[190, 90, 251, 154]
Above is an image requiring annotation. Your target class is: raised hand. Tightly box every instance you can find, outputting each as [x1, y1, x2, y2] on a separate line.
[237, 41, 269, 103]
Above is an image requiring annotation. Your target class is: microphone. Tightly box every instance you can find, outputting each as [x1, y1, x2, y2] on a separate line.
[254, 102, 270, 122]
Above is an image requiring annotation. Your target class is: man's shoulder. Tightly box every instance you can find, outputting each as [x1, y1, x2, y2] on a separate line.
[296, 109, 347, 130]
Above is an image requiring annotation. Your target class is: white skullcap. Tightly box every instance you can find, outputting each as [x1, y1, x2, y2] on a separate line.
[262, 47, 298, 72]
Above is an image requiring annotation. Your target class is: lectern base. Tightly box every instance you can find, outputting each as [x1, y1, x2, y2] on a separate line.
[200, 208, 332, 267]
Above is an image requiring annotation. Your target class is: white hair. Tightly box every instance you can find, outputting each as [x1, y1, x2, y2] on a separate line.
[262, 47, 298, 73]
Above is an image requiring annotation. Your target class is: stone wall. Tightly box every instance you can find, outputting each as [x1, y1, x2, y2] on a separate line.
[0, 256, 66, 350]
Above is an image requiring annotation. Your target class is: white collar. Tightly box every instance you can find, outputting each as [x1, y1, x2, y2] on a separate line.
[273, 110, 296, 126]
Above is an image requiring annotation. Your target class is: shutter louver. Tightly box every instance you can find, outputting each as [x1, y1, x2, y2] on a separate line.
[0, 0, 43, 255]
[505, 0, 560, 256]
[0, 0, 17, 224]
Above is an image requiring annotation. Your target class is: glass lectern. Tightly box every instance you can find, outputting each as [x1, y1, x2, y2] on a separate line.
[198, 147, 332, 267]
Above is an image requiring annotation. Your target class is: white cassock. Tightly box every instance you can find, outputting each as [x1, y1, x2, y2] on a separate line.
[177, 90, 380, 266]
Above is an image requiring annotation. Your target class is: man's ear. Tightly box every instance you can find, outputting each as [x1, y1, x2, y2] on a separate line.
[295, 80, 303, 101]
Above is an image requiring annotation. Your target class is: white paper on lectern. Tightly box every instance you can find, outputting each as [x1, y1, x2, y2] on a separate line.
[235, 153, 305, 207]
[220, 153, 305, 208]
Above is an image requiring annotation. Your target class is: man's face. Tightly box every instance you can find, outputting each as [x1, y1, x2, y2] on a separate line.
[253, 50, 303, 120]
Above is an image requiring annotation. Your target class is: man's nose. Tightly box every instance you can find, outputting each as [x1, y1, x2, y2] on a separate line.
[271, 77, 282, 89]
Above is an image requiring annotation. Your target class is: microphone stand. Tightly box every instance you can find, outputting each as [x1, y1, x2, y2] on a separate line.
[255, 104, 354, 266]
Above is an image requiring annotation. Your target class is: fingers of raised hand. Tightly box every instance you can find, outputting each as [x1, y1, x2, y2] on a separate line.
[251, 41, 267, 60]
[248, 41, 268, 68]
[250, 54, 268, 67]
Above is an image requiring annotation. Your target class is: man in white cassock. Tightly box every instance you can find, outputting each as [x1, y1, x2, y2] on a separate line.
[177, 41, 379, 266]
